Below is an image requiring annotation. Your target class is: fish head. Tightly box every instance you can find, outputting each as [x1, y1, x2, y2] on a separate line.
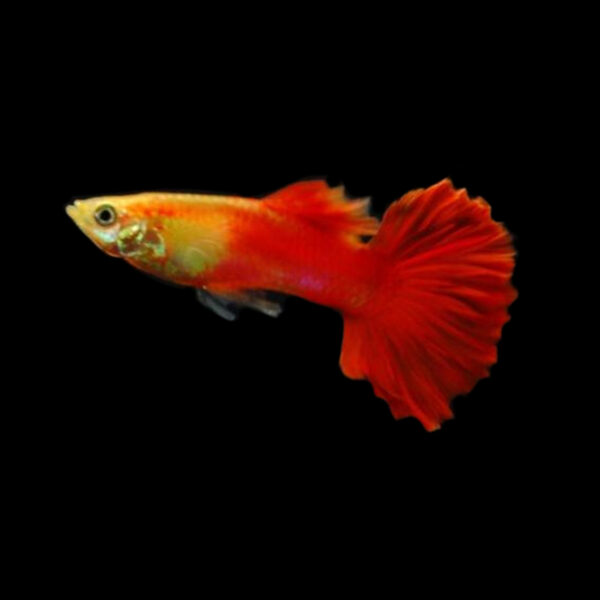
[66, 194, 167, 263]
[66, 193, 227, 284]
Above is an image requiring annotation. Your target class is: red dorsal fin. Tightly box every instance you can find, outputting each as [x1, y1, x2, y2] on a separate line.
[263, 180, 379, 240]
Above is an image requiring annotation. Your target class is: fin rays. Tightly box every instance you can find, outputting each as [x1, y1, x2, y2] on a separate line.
[264, 180, 379, 240]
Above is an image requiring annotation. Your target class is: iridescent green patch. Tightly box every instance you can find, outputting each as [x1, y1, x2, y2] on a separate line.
[117, 222, 145, 255]
[117, 222, 165, 262]
[141, 228, 166, 259]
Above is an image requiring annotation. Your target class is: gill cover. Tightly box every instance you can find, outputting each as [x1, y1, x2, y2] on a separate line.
[117, 221, 166, 262]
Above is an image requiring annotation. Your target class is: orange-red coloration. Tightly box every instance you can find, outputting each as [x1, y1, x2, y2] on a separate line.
[67, 179, 517, 430]
[185, 179, 516, 430]
[339, 181, 517, 430]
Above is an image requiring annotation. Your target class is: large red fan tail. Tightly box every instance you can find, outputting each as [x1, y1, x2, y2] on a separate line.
[340, 179, 517, 430]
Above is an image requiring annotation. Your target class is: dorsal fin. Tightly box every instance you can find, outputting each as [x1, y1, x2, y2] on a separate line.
[263, 180, 379, 240]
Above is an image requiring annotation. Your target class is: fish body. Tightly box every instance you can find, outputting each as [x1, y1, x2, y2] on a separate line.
[67, 179, 517, 430]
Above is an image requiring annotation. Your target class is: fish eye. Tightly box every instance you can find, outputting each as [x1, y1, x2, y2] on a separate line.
[94, 205, 117, 226]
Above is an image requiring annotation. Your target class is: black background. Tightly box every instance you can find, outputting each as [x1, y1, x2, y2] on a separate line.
[19, 35, 552, 561]
[7, 5, 588, 588]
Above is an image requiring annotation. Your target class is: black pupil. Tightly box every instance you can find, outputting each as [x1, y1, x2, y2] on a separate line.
[98, 209, 113, 223]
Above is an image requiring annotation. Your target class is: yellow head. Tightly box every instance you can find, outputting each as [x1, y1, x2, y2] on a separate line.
[66, 193, 228, 285]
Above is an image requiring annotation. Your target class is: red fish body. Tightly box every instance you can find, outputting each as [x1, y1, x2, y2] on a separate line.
[67, 179, 517, 430]
[208, 191, 379, 312]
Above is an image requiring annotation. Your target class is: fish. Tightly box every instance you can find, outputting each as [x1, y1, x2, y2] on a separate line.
[66, 179, 517, 430]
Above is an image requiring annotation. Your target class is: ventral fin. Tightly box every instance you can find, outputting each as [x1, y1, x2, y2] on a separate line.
[196, 288, 239, 321]
[196, 288, 285, 321]
[263, 180, 379, 241]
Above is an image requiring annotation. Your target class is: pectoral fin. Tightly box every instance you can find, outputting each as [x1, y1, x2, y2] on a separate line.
[196, 288, 285, 321]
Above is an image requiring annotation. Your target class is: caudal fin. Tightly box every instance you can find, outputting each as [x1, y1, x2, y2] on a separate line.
[340, 179, 517, 431]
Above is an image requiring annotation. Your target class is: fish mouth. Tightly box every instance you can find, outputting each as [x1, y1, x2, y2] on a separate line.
[65, 201, 83, 225]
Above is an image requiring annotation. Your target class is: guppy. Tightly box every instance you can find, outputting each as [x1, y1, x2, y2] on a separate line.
[66, 179, 517, 430]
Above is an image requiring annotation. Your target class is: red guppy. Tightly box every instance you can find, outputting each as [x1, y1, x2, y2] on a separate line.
[67, 179, 517, 430]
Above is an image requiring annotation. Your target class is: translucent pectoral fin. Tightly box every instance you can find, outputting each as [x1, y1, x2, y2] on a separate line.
[195, 288, 285, 320]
